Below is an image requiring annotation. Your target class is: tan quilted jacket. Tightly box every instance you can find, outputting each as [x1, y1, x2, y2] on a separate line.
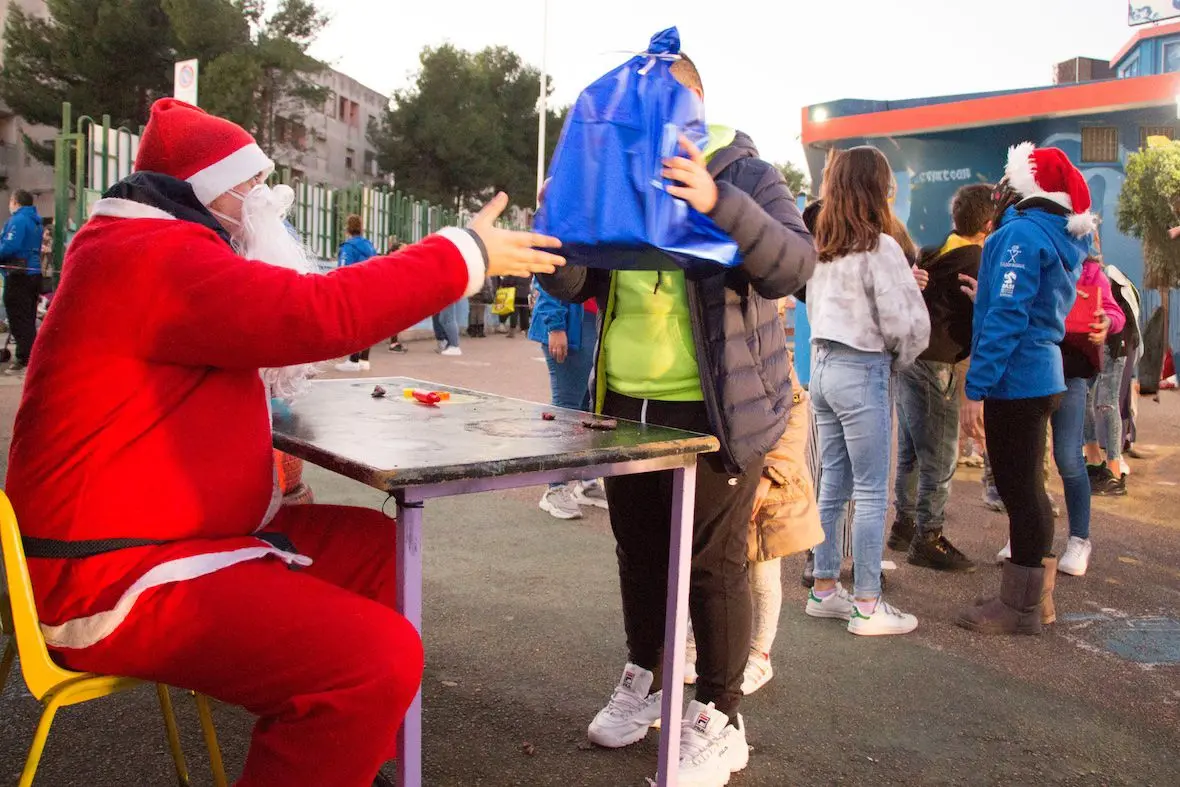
[748, 360, 825, 562]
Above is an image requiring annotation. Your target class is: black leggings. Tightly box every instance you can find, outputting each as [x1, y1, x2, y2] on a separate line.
[602, 391, 760, 716]
[984, 395, 1061, 567]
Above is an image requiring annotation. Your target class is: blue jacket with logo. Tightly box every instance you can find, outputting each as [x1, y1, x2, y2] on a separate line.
[0, 206, 44, 275]
[965, 203, 1088, 401]
[337, 235, 377, 267]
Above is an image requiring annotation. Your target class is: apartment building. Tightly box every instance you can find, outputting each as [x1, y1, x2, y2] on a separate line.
[272, 68, 389, 190]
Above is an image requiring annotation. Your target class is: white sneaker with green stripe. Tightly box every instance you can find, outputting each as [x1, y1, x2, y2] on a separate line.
[847, 598, 918, 637]
[804, 583, 855, 621]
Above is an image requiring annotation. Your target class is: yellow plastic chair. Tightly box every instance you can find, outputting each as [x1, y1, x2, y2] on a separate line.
[0, 490, 228, 787]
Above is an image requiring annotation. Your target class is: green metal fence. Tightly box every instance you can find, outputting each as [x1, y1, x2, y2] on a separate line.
[52, 102, 520, 269]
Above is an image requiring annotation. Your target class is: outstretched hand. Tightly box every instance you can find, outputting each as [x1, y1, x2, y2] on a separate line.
[470, 193, 565, 279]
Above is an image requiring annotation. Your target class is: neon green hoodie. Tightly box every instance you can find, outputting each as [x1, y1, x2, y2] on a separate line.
[601, 126, 737, 403]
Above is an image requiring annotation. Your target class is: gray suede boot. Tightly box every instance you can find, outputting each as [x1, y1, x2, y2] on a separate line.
[957, 561, 1044, 635]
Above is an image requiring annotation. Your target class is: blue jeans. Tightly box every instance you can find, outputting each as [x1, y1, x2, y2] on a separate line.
[810, 342, 893, 599]
[1051, 376, 1092, 540]
[894, 360, 960, 535]
[542, 311, 597, 412]
[431, 302, 460, 348]
[1084, 346, 1127, 462]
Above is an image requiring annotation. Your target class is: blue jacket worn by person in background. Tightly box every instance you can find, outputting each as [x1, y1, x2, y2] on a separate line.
[0, 205, 44, 275]
[528, 280, 593, 352]
[338, 235, 377, 267]
[965, 202, 1088, 402]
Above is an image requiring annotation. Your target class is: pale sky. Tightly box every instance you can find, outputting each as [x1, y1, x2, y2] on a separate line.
[309, 0, 1138, 171]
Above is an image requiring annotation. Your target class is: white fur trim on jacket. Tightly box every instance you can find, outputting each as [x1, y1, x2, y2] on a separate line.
[437, 226, 488, 298]
[41, 545, 312, 650]
[89, 198, 176, 222]
[186, 143, 275, 206]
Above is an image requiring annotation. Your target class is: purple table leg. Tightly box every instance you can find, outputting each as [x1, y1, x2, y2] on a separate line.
[396, 496, 425, 787]
[656, 463, 697, 786]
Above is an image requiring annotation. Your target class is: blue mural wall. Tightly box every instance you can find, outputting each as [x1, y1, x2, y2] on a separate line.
[805, 105, 1180, 354]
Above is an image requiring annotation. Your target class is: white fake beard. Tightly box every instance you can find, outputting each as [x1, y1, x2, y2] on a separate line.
[234, 184, 320, 400]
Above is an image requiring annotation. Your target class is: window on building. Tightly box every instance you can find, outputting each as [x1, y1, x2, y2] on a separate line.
[349, 100, 361, 129]
[345, 148, 355, 171]
[326, 93, 338, 118]
[1081, 127, 1119, 163]
[1118, 55, 1141, 79]
[338, 95, 350, 121]
[1165, 40, 1180, 73]
[1141, 125, 1177, 149]
[364, 150, 378, 177]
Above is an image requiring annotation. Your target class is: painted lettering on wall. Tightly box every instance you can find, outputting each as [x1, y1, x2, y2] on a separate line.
[913, 168, 973, 185]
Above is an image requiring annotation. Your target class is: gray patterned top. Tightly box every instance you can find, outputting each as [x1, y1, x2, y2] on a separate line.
[808, 234, 931, 370]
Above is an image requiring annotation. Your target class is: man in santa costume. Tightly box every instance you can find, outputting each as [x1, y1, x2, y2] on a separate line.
[5, 98, 562, 786]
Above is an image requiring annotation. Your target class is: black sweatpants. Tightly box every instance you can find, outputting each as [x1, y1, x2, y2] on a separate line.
[3, 271, 41, 364]
[348, 346, 371, 363]
[602, 390, 761, 716]
[984, 395, 1061, 567]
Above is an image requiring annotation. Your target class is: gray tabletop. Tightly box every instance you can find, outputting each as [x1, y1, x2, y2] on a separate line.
[272, 377, 719, 491]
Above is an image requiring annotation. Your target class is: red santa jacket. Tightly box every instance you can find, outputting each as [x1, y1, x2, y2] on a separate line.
[6, 196, 485, 650]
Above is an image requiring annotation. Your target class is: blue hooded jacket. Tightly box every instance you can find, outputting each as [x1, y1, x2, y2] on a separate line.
[0, 205, 44, 276]
[528, 279, 592, 351]
[338, 235, 377, 267]
[965, 204, 1088, 401]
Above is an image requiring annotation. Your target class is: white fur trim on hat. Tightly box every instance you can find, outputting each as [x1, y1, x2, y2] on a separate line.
[1005, 142, 1039, 199]
[186, 143, 275, 205]
[1067, 211, 1099, 237]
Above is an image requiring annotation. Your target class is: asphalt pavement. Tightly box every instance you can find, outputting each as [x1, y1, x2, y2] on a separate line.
[1, 333, 1178, 786]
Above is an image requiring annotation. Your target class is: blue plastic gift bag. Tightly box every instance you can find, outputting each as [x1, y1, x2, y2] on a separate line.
[534, 27, 739, 272]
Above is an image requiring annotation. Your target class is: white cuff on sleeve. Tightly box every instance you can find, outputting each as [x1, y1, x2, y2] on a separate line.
[437, 227, 487, 298]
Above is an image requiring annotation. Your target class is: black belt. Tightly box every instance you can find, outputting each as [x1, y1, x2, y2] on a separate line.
[22, 532, 298, 559]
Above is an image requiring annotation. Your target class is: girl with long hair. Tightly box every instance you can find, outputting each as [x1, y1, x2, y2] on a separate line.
[804, 146, 930, 636]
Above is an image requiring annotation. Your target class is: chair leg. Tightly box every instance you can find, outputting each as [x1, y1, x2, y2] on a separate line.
[19, 698, 61, 787]
[0, 638, 15, 692]
[195, 693, 228, 787]
[156, 684, 191, 787]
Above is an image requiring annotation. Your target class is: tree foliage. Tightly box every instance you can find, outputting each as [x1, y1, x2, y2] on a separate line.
[1117, 139, 1180, 290]
[0, 0, 328, 163]
[368, 44, 564, 210]
[775, 161, 810, 197]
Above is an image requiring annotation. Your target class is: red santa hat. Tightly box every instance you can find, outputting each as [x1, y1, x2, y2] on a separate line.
[134, 98, 274, 206]
[1005, 142, 1097, 238]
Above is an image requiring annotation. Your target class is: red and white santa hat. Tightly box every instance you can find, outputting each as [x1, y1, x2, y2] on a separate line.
[1005, 142, 1097, 237]
[134, 98, 274, 206]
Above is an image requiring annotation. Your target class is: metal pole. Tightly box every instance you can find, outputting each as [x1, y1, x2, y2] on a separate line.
[535, 0, 549, 206]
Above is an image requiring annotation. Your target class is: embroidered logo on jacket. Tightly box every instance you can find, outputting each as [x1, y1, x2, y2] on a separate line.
[1001, 245, 1024, 269]
[1000, 271, 1018, 298]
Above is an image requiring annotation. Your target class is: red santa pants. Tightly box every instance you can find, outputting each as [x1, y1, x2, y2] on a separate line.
[56, 504, 423, 787]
